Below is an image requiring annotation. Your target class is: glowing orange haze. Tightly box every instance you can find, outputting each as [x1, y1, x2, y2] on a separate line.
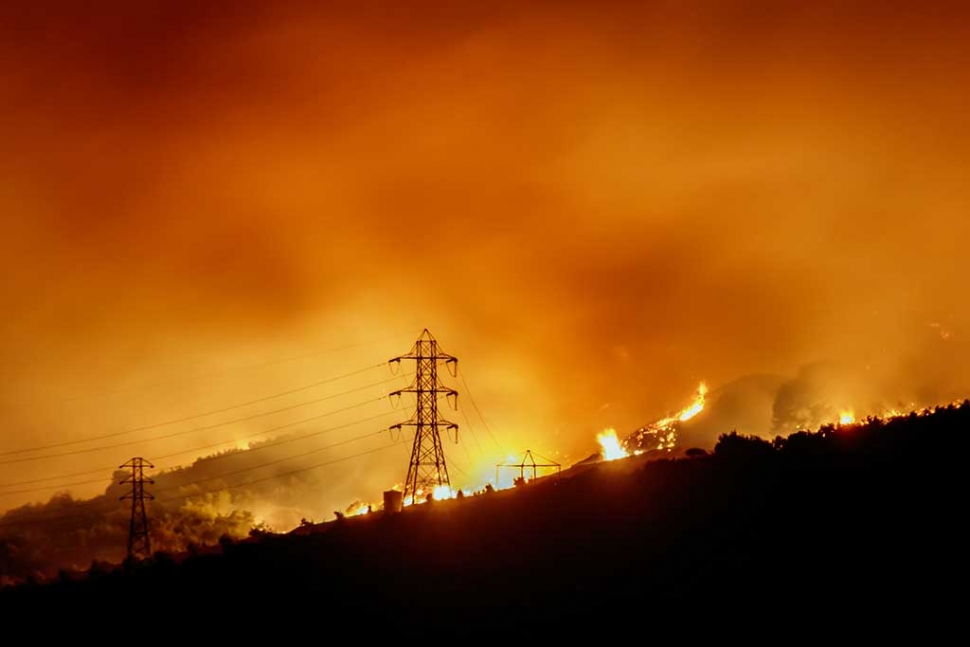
[1, 1, 969, 523]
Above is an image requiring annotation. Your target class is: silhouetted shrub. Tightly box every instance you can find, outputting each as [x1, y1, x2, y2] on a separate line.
[714, 431, 775, 459]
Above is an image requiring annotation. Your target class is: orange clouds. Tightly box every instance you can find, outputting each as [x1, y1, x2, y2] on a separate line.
[0, 0, 968, 515]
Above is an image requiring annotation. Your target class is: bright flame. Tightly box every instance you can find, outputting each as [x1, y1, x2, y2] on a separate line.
[336, 392, 962, 526]
[345, 501, 372, 517]
[830, 404, 916, 428]
[678, 381, 708, 422]
[400, 484, 456, 507]
[432, 484, 454, 501]
[622, 381, 708, 454]
[597, 428, 630, 461]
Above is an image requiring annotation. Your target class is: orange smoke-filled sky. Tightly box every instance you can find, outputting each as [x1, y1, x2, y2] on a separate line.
[1, 1, 969, 513]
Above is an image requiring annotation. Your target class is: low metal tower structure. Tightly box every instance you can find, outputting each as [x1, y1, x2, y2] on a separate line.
[389, 329, 459, 503]
[120, 457, 154, 561]
[496, 450, 561, 487]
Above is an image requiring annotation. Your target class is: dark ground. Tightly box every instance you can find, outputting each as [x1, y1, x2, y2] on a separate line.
[2, 404, 967, 636]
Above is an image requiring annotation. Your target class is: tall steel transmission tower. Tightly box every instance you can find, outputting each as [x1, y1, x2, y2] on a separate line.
[120, 457, 154, 562]
[390, 329, 459, 503]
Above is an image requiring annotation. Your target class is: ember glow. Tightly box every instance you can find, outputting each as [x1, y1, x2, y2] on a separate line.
[591, 382, 709, 461]
[825, 400, 967, 432]
[625, 382, 709, 454]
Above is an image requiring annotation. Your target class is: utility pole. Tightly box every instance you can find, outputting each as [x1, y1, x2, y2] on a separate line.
[120, 457, 154, 562]
[389, 329, 458, 504]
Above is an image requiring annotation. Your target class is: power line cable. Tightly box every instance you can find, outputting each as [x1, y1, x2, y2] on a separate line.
[457, 406, 486, 457]
[152, 428, 390, 498]
[458, 371, 504, 452]
[150, 409, 399, 464]
[153, 442, 401, 507]
[0, 335, 411, 411]
[0, 378, 407, 466]
[0, 443, 400, 528]
[459, 427, 475, 467]
[0, 408, 402, 494]
[0, 465, 123, 489]
[0, 422, 403, 527]
[0, 363, 391, 457]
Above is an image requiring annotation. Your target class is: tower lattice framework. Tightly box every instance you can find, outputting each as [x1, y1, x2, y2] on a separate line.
[120, 457, 154, 561]
[390, 329, 458, 503]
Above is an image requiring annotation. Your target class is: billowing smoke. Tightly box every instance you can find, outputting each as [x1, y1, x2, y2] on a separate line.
[2, 0, 970, 579]
[676, 338, 970, 449]
[0, 426, 390, 581]
[0, 473, 255, 583]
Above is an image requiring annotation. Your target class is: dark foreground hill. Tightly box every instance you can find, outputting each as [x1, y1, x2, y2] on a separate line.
[3, 403, 968, 635]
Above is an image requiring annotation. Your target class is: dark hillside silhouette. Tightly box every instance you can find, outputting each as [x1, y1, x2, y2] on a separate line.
[3, 402, 968, 634]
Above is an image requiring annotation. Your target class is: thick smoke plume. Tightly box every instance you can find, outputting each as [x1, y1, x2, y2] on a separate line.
[2, 1, 969, 578]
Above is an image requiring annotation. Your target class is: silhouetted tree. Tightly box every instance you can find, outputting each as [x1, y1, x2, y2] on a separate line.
[778, 430, 828, 458]
[219, 534, 235, 553]
[249, 522, 272, 539]
[714, 431, 774, 459]
[86, 560, 110, 580]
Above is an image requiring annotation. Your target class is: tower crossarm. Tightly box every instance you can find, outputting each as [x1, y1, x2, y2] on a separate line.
[389, 329, 461, 503]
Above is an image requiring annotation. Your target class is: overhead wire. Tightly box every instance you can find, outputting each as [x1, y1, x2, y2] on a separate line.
[0, 375, 409, 466]
[0, 408, 402, 494]
[0, 464, 126, 489]
[0, 340, 501, 526]
[0, 345, 506, 529]
[458, 370, 504, 452]
[448, 459, 470, 479]
[0, 347, 415, 522]
[0, 402, 395, 489]
[457, 405, 487, 458]
[0, 414, 410, 526]
[0, 475, 119, 497]
[153, 442, 402, 507]
[152, 427, 391, 499]
[0, 334, 411, 412]
[0, 363, 391, 457]
[150, 409, 401, 470]
[458, 426, 475, 467]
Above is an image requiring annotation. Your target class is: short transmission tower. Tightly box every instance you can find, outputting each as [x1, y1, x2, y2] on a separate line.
[120, 457, 154, 562]
[390, 329, 459, 503]
[495, 450, 561, 486]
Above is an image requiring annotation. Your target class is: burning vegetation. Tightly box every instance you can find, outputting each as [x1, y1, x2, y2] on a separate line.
[3, 371, 968, 584]
[5, 398, 969, 629]
[598, 382, 708, 461]
[596, 379, 964, 464]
